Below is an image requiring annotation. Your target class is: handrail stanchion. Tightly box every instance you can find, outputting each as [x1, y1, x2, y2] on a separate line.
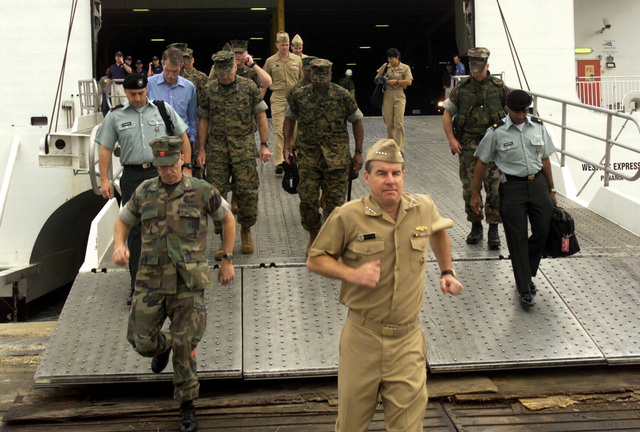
[561, 103, 567, 167]
[0, 136, 21, 228]
[604, 114, 613, 187]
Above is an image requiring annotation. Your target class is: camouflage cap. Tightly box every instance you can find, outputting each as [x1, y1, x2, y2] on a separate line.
[467, 47, 490, 59]
[467, 47, 490, 73]
[366, 139, 404, 165]
[230, 40, 248, 53]
[122, 73, 147, 89]
[276, 31, 289, 44]
[301, 55, 318, 70]
[211, 50, 235, 74]
[150, 136, 182, 166]
[291, 34, 303, 47]
[182, 48, 193, 60]
[167, 42, 188, 53]
[222, 42, 232, 52]
[310, 58, 332, 83]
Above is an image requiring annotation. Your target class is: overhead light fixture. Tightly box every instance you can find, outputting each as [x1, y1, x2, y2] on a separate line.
[250, 7, 267, 11]
[151, 38, 165, 42]
[346, 63, 357, 66]
[250, 37, 264, 40]
[133, 8, 150, 12]
[359, 46, 371, 50]
[375, 24, 389, 28]
[574, 48, 593, 54]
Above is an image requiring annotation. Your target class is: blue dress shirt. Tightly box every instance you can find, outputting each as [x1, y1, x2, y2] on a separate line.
[147, 74, 197, 142]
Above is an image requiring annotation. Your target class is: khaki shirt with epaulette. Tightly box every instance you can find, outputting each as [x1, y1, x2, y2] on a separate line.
[263, 52, 303, 93]
[309, 193, 454, 325]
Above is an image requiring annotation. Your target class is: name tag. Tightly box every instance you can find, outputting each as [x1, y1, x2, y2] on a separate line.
[121, 121, 132, 127]
[357, 233, 377, 241]
[503, 141, 514, 148]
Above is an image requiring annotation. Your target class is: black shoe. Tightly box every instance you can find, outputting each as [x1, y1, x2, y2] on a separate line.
[519, 292, 535, 307]
[126, 293, 133, 306]
[180, 401, 198, 432]
[530, 282, 537, 296]
[488, 224, 501, 250]
[466, 222, 483, 244]
[275, 164, 284, 175]
[151, 346, 172, 373]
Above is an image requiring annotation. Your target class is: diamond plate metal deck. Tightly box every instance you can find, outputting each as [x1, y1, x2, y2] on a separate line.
[541, 256, 640, 364]
[35, 270, 242, 385]
[422, 259, 605, 372]
[242, 266, 344, 379]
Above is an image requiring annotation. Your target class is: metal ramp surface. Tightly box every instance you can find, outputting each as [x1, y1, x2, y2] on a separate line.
[35, 116, 640, 385]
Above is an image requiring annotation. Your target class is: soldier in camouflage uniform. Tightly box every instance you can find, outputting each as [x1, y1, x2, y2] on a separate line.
[113, 136, 236, 432]
[284, 59, 365, 254]
[197, 51, 271, 259]
[443, 47, 510, 249]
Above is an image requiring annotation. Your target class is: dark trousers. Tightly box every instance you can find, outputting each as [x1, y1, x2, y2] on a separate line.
[121, 166, 158, 293]
[499, 174, 554, 294]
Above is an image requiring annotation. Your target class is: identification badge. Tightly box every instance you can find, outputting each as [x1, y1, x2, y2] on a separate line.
[562, 236, 570, 252]
[357, 233, 377, 241]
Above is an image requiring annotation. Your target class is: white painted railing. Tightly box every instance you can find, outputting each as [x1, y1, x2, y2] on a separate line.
[576, 75, 640, 112]
[0, 136, 20, 229]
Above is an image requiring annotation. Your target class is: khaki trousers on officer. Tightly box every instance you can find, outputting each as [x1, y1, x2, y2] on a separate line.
[270, 91, 287, 166]
[335, 316, 428, 432]
[382, 89, 407, 151]
[127, 281, 206, 402]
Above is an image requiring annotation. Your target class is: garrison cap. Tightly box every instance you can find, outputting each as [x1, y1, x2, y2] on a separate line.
[122, 73, 147, 89]
[301, 55, 318, 70]
[366, 139, 404, 164]
[291, 34, 303, 47]
[468, 47, 490, 73]
[212, 50, 235, 74]
[310, 58, 332, 83]
[151, 136, 183, 166]
[507, 89, 533, 111]
[167, 42, 188, 53]
[230, 40, 248, 53]
[276, 31, 290, 44]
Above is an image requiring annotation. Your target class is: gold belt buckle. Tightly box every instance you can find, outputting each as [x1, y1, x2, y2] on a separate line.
[527, 174, 535, 180]
[142, 162, 152, 169]
[381, 326, 395, 336]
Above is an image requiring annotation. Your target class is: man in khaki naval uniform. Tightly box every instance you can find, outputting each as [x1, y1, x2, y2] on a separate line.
[262, 30, 303, 172]
[307, 139, 463, 432]
[291, 33, 306, 58]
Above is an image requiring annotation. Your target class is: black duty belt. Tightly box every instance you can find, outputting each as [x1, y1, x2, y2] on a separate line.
[124, 163, 154, 170]
[504, 171, 542, 182]
[348, 310, 418, 337]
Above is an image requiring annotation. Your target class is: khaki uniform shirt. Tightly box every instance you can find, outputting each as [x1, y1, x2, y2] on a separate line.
[309, 193, 453, 325]
[263, 52, 303, 93]
[377, 61, 413, 92]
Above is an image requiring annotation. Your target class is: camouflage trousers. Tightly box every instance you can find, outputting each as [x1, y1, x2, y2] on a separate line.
[458, 145, 502, 224]
[298, 157, 349, 233]
[127, 280, 206, 402]
[206, 158, 259, 233]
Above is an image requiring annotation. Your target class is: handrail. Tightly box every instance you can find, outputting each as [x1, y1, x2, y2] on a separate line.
[0, 136, 21, 228]
[531, 91, 640, 186]
[89, 124, 121, 196]
[105, 79, 125, 109]
[78, 78, 100, 115]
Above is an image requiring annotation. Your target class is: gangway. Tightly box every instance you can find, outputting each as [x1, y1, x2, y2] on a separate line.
[34, 116, 640, 386]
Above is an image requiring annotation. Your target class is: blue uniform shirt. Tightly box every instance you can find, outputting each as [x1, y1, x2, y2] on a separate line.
[147, 74, 198, 143]
[475, 115, 556, 177]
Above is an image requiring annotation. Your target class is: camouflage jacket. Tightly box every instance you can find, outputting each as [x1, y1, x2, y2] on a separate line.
[337, 77, 355, 93]
[197, 75, 268, 163]
[124, 176, 226, 294]
[450, 74, 509, 138]
[285, 83, 363, 169]
[182, 68, 210, 107]
[237, 65, 261, 88]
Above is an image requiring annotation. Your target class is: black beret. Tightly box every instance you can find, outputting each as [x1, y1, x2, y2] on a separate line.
[507, 89, 532, 111]
[122, 73, 147, 89]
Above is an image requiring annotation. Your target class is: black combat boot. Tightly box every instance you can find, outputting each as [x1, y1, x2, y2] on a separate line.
[530, 282, 537, 296]
[488, 223, 501, 250]
[180, 400, 198, 432]
[519, 291, 535, 307]
[151, 346, 172, 373]
[466, 222, 483, 244]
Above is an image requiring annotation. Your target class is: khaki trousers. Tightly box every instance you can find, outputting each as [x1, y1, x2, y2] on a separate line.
[335, 314, 428, 432]
[270, 91, 287, 166]
[382, 90, 407, 151]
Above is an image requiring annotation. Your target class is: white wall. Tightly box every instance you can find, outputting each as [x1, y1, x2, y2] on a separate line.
[574, 0, 640, 78]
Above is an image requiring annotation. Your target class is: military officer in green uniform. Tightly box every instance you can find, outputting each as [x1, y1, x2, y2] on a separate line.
[443, 47, 510, 249]
[113, 136, 236, 432]
[283, 58, 365, 254]
[197, 51, 271, 259]
[307, 139, 463, 432]
[471, 90, 557, 307]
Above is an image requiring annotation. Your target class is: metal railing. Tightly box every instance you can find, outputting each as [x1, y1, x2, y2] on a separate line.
[78, 79, 100, 115]
[89, 124, 121, 196]
[0, 136, 21, 229]
[531, 92, 640, 188]
[575, 75, 640, 112]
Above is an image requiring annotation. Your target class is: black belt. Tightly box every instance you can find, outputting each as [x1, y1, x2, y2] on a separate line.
[124, 163, 154, 170]
[504, 171, 542, 182]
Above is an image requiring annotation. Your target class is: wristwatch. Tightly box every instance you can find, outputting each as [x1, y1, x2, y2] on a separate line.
[222, 253, 234, 261]
[355, 148, 363, 154]
[261, 141, 269, 148]
[440, 269, 456, 278]
[183, 163, 193, 170]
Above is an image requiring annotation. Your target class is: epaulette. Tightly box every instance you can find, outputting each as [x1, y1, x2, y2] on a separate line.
[490, 119, 505, 130]
[489, 75, 505, 87]
[112, 104, 124, 110]
[531, 116, 543, 124]
[458, 76, 471, 87]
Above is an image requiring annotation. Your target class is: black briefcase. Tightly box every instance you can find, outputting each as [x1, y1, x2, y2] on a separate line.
[282, 154, 300, 194]
[544, 206, 580, 258]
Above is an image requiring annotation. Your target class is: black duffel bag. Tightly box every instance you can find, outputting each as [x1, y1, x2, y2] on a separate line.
[544, 206, 580, 258]
[282, 154, 300, 194]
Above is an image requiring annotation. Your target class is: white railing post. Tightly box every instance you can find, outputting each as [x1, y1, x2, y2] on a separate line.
[0, 136, 21, 228]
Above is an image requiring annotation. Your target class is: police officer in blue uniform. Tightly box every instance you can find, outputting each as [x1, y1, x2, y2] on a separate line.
[470, 90, 557, 306]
